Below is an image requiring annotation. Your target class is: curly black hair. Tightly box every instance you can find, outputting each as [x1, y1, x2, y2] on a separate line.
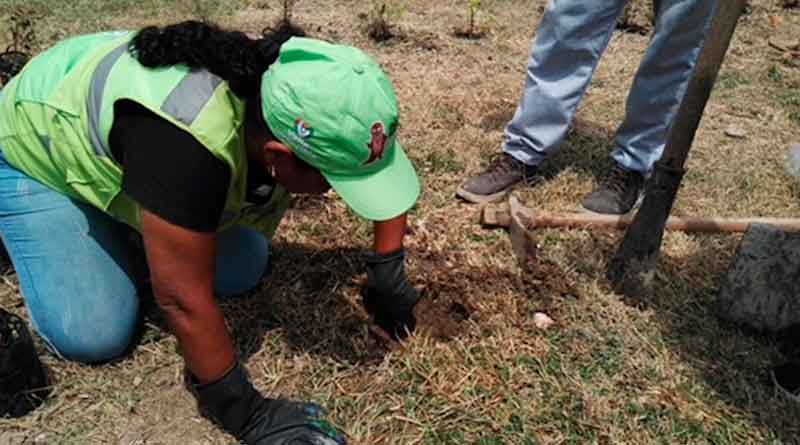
[129, 21, 302, 98]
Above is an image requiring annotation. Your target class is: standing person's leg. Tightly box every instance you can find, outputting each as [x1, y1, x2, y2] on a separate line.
[611, 0, 718, 172]
[583, 0, 718, 214]
[457, 0, 628, 203]
[0, 152, 140, 363]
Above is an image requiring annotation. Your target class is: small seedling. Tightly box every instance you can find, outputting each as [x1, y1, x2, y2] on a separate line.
[366, 3, 392, 42]
[284, 0, 301, 24]
[454, 0, 486, 40]
[263, 0, 306, 37]
[616, 0, 656, 35]
[363, 2, 404, 43]
[0, 6, 38, 86]
[468, 0, 481, 36]
[7, 9, 37, 52]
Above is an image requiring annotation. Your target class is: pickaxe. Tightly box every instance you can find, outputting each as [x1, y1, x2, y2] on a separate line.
[482, 195, 800, 265]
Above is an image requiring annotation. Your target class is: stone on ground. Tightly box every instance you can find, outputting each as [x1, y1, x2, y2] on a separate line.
[717, 224, 800, 332]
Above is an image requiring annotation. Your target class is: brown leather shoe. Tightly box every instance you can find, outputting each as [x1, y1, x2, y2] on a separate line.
[582, 163, 644, 215]
[456, 153, 538, 204]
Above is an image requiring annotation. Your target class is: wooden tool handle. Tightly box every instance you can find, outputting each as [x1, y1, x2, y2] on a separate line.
[532, 213, 633, 230]
[536, 213, 800, 233]
[482, 205, 800, 233]
[663, 216, 800, 233]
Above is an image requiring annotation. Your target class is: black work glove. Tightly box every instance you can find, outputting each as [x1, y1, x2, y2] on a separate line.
[190, 362, 346, 445]
[0, 309, 50, 419]
[363, 249, 421, 340]
[772, 361, 800, 401]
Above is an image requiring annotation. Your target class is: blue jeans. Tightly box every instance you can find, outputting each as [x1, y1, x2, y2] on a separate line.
[0, 150, 269, 363]
[503, 0, 718, 174]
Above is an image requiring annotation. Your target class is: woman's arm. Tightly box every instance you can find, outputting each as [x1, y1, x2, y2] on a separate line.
[372, 213, 407, 254]
[365, 212, 420, 339]
[141, 209, 347, 444]
[140, 209, 235, 383]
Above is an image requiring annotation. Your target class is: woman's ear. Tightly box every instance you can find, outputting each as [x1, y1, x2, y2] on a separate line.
[263, 140, 293, 163]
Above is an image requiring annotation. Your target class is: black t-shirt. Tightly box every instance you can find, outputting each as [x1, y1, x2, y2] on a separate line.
[109, 100, 274, 232]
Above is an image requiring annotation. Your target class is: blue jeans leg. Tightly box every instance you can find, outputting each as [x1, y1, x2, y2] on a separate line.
[214, 225, 269, 298]
[503, 0, 627, 166]
[611, 0, 719, 173]
[0, 151, 270, 362]
[0, 153, 140, 363]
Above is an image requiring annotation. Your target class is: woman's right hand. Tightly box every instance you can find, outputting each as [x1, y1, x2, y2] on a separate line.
[191, 362, 347, 445]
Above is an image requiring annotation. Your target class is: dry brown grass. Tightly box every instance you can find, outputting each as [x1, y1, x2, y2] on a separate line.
[1, 0, 800, 444]
[618, 0, 655, 35]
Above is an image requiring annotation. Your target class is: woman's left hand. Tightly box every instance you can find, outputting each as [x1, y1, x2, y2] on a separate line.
[362, 249, 421, 340]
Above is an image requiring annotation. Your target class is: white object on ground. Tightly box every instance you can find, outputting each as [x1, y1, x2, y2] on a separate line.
[724, 125, 747, 139]
[533, 312, 555, 330]
[785, 143, 800, 179]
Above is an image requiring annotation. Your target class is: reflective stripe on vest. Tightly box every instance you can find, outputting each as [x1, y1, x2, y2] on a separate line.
[87, 44, 224, 158]
[88, 42, 128, 157]
[162, 70, 223, 125]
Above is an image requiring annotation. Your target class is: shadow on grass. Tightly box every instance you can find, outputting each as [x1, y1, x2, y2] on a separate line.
[133, 242, 378, 364]
[206, 239, 577, 367]
[538, 118, 618, 182]
[478, 111, 618, 182]
[220, 242, 381, 364]
[647, 236, 800, 442]
[479, 115, 615, 185]
[207, 242, 557, 365]
[559, 231, 800, 441]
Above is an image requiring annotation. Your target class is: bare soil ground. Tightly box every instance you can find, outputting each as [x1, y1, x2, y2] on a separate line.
[1, 0, 799, 443]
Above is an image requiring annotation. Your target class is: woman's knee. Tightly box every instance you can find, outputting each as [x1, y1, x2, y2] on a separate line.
[214, 225, 270, 297]
[43, 323, 137, 363]
[29, 291, 140, 364]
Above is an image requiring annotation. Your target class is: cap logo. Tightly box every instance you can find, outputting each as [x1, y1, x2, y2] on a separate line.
[295, 119, 313, 139]
[365, 122, 389, 165]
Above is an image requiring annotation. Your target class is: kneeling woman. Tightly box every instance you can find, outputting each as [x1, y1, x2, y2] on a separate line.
[0, 21, 422, 444]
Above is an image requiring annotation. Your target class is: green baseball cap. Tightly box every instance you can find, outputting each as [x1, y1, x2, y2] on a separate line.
[261, 37, 420, 221]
